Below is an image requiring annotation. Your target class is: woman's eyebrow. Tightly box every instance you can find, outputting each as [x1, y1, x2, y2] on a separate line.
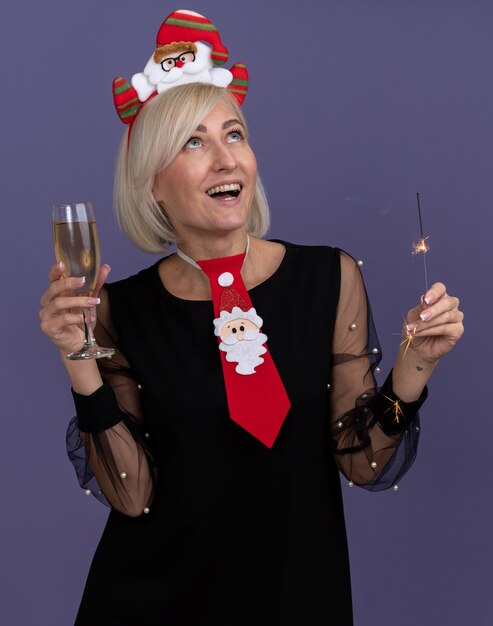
[223, 118, 243, 129]
[195, 119, 244, 133]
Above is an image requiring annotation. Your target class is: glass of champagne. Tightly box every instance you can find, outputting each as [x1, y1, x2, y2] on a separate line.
[52, 201, 115, 360]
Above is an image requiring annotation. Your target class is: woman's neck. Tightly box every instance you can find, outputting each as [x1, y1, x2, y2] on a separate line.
[176, 230, 249, 262]
[159, 237, 286, 301]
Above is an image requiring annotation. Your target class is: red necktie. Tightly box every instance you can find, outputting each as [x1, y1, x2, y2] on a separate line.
[196, 252, 291, 448]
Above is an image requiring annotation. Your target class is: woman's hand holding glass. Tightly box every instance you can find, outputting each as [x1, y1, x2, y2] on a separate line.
[41, 202, 114, 360]
[39, 261, 111, 357]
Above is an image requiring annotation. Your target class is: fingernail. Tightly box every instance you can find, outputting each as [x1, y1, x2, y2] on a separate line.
[75, 276, 86, 286]
[87, 297, 100, 305]
[420, 310, 431, 321]
[104, 264, 111, 272]
[424, 294, 434, 305]
[56, 261, 64, 270]
[406, 323, 418, 332]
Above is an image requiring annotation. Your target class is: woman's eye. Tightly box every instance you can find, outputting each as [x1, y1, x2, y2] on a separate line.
[184, 137, 202, 149]
[227, 130, 244, 143]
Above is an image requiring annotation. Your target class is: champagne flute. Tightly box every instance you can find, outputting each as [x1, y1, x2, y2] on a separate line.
[52, 201, 115, 360]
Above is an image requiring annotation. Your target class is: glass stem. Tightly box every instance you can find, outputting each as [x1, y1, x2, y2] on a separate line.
[82, 307, 96, 348]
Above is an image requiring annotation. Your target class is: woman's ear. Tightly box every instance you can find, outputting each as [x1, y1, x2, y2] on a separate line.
[152, 185, 161, 205]
[156, 200, 174, 230]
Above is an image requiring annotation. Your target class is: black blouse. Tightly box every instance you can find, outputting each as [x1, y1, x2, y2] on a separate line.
[68, 242, 425, 626]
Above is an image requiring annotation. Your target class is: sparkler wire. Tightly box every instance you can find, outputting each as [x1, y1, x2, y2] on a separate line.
[416, 192, 429, 291]
[416, 192, 424, 240]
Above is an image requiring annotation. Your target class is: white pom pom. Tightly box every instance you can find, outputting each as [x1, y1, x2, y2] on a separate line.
[218, 272, 234, 287]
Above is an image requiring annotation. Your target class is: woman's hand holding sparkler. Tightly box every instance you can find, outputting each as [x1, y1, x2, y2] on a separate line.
[390, 283, 464, 404]
[382, 195, 463, 408]
[404, 283, 464, 365]
[404, 194, 464, 363]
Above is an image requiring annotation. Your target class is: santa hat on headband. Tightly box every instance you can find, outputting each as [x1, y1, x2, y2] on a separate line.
[155, 9, 229, 66]
[113, 9, 249, 127]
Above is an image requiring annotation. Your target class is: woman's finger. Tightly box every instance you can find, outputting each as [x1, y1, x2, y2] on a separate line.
[40, 313, 86, 335]
[407, 290, 460, 328]
[422, 282, 447, 306]
[40, 276, 86, 307]
[48, 261, 65, 282]
[93, 264, 111, 296]
[410, 308, 464, 333]
[39, 295, 101, 321]
[418, 296, 460, 322]
[407, 308, 464, 334]
[410, 321, 465, 342]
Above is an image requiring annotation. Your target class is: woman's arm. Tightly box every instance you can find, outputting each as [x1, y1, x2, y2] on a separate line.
[40, 263, 155, 516]
[330, 251, 463, 489]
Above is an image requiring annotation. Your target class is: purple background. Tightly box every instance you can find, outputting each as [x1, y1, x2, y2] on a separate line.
[1, 1, 491, 624]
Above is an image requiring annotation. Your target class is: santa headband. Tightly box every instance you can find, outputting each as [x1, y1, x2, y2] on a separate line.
[112, 9, 249, 129]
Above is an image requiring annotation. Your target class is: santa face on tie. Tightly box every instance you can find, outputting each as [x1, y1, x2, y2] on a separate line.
[132, 41, 233, 102]
[214, 306, 267, 376]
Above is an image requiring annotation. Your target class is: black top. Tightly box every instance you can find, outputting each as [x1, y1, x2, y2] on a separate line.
[71, 242, 424, 626]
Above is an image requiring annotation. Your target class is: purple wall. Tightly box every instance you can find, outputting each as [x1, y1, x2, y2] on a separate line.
[1, 1, 490, 624]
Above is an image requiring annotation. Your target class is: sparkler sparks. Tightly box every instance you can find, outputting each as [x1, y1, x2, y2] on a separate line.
[394, 311, 417, 357]
[400, 330, 415, 357]
[382, 394, 404, 424]
[412, 236, 430, 256]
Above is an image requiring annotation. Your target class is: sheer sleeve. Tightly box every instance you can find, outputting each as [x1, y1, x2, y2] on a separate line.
[66, 287, 156, 516]
[330, 250, 426, 491]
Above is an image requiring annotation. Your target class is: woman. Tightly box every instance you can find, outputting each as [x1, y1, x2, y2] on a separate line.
[39, 41, 463, 626]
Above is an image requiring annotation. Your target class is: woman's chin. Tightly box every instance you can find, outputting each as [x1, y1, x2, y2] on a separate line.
[203, 210, 250, 234]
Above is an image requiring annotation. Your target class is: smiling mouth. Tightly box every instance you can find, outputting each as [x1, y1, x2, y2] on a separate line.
[205, 183, 242, 199]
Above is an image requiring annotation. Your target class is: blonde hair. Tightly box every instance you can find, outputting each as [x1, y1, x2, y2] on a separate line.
[114, 83, 270, 253]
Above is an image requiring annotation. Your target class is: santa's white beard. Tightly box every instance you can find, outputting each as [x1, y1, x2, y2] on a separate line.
[156, 56, 208, 90]
[219, 331, 268, 375]
[163, 58, 205, 80]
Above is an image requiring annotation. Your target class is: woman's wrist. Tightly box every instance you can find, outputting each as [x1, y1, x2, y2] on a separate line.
[60, 352, 103, 396]
[72, 381, 123, 433]
[391, 345, 437, 402]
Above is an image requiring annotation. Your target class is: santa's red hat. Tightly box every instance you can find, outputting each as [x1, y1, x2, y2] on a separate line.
[216, 272, 249, 313]
[155, 9, 229, 66]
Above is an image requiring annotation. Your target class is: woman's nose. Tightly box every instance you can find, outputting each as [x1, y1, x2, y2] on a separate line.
[212, 142, 237, 171]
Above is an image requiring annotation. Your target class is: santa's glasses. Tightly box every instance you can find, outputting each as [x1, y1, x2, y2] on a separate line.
[160, 51, 196, 72]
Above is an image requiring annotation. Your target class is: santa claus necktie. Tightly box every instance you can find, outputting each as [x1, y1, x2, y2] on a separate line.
[176, 240, 291, 448]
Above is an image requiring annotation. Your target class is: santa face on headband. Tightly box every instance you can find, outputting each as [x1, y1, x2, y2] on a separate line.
[214, 307, 267, 376]
[132, 41, 233, 102]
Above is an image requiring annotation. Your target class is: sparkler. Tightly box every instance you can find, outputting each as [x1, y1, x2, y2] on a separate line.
[393, 194, 431, 360]
[412, 192, 430, 291]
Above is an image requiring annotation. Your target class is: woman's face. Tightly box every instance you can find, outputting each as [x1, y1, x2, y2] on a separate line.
[153, 99, 257, 242]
